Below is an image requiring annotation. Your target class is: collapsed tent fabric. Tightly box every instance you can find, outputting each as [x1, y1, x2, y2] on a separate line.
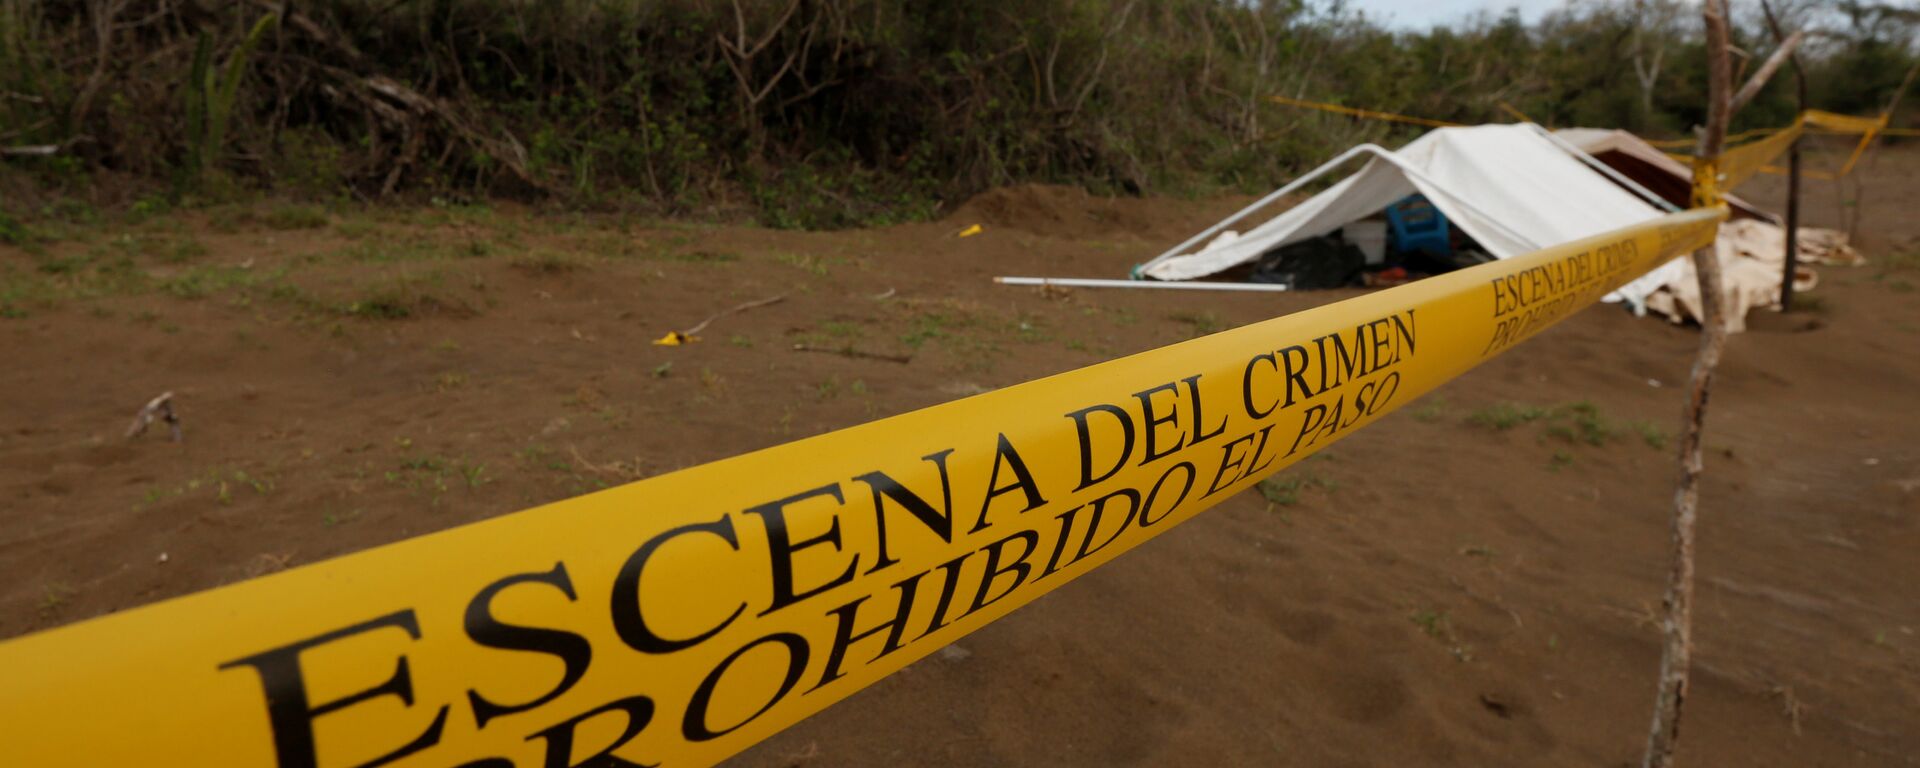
[1643, 219, 1861, 332]
[1141, 125, 1670, 304]
[1552, 128, 1774, 221]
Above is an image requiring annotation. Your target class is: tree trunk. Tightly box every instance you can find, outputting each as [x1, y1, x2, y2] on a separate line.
[1641, 0, 1732, 765]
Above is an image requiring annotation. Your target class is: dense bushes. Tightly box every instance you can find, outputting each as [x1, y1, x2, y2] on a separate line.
[0, 0, 1913, 227]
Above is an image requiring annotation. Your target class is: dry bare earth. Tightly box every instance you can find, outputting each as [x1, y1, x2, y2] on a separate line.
[3, 150, 1918, 765]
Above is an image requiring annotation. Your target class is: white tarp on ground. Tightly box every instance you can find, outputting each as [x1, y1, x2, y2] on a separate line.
[1644, 219, 1862, 332]
[1143, 124, 1671, 304]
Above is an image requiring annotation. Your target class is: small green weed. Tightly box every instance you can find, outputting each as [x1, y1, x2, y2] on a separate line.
[1412, 396, 1450, 423]
[774, 252, 833, 276]
[510, 251, 586, 275]
[1467, 402, 1548, 430]
[1258, 477, 1300, 506]
[1410, 609, 1450, 638]
[263, 205, 330, 230]
[1168, 311, 1224, 338]
[1544, 401, 1613, 446]
[1631, 421, 1669, 449]
[901, 313, 951, 349]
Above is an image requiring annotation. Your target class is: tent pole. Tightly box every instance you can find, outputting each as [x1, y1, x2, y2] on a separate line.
[1134, 145, 1381, 276]
[1528, 124, 1683, 213]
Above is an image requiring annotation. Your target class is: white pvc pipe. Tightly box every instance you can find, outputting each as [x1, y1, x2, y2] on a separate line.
[996, 277, 1290, 292]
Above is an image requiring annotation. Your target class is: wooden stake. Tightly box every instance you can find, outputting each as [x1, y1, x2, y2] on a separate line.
[1760, 0, 1805, 312]
[1642, 0, 1732, 764]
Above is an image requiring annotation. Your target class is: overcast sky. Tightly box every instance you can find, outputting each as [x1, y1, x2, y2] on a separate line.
[1351, 0, 1571, 29]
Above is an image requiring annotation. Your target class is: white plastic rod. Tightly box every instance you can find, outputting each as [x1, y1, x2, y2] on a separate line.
[996, 277, 1290, 292]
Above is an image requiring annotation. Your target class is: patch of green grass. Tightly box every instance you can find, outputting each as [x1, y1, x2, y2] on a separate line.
[1631, 421, 1669, 450]
[462, 463, 490, 489]
[1410, 609, 1447, 637]
[336, 237, 447, 263]
[333, 218, 379, 239]
[900, 313, 951, 349]
[386, 454, 488, 499]
[335, 271, 472, 320]
[1543, 401, 1613, 446]
[1168, 310, 1224, 338]
[0, 208, 33, 246]
[1548, 449, 1573, 471]
[38, 583, 75, 616]
[263, 205, 330, 231]
[1013, 315, 1049, 343]
[820, 320, 862, 339]
[1257, 470, 1335, 507]
[159, 265, 270, 299]
[669, 249, 737, 264]
[322, 509, 363, 527]
[1258, 477, 1301, 506]
[774, 252, 832, 276]
[1466, 402, 1548, 430]
[509, 250, 586, 275]
[159, 238, 210, 264]
[514, 445, 574, 475]
[1412, 396, 1450, 423]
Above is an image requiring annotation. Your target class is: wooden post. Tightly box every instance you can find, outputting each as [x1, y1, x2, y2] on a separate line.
[1783, 134, 1802, 310]
[1642, 0, 1731, 765]
[1761, 0, 1805, 311]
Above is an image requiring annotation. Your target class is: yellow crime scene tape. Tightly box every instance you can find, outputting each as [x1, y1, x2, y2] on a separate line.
[0, 206, 1724, 768]
[1266, 94, 1461, 129]
[1262, 92, 1907, 186]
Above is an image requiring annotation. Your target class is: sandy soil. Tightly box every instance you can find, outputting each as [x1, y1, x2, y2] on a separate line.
[3, 146, 1918, 766]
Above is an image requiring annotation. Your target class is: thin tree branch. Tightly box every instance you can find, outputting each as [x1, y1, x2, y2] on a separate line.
[1730, 31, 1804, 113]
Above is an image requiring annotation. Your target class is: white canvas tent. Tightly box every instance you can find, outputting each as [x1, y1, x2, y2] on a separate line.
[1137, 123, 1679, 305]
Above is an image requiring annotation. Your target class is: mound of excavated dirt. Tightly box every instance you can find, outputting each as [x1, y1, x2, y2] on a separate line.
[946, 183, 1258, 243]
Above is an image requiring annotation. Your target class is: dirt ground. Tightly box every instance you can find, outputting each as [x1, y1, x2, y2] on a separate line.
[3, 142, 1918, 766]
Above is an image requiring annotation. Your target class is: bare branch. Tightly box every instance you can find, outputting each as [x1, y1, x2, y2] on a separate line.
[1730, 31, 1805, 113]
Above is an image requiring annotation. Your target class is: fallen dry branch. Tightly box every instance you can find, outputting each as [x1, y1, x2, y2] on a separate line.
[790, 343, 912, 364]
[681, 294, 788, 337]
[124, 391, 181, 442]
